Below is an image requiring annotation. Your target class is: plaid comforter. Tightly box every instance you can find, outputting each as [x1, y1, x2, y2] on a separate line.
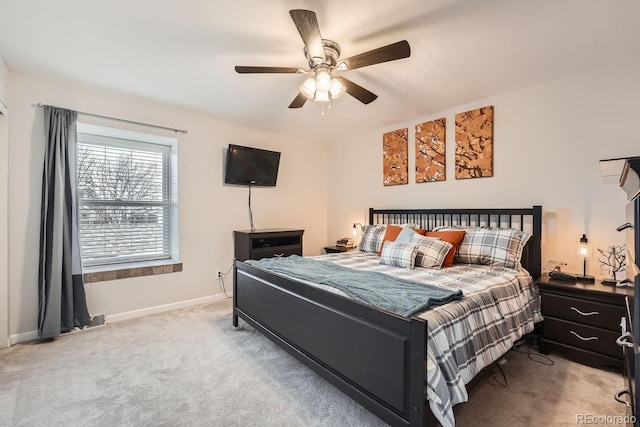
[310, 251, 542, 427]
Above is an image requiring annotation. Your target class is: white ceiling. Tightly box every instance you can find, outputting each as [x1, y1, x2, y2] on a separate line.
[1, 0, 639, 142]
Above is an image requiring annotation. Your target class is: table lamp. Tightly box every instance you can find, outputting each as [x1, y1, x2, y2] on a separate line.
[576, 234, 595, 282]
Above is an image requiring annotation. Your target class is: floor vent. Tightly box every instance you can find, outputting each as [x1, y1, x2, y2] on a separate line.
[89, 314, 106, 328]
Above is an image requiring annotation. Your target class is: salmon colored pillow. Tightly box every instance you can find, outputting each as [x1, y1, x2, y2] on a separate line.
[377, 225, 403, 256]
[424, 230, 466, 267]
[413, 228, 427, 236]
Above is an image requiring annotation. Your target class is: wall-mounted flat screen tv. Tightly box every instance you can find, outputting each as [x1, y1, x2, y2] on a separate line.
[224, 144, 281, 186]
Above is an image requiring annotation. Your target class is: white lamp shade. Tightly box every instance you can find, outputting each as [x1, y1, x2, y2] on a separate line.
[330, 78, 346, 98]
[314, 90, 329, 102]
[316, 71, 332, 92]
[300, 77, 317, 98]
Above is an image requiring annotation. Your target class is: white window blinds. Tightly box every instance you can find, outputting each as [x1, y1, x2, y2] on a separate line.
[77, 132, 172, 266]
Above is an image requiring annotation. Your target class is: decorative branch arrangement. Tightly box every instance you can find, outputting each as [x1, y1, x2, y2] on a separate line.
[597, 245, 626, 281]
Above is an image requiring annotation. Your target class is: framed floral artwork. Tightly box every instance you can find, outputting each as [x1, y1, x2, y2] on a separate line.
[382, 128, 409, 186]
[455, 106, 494, 179]
[415, 118, 446, 182]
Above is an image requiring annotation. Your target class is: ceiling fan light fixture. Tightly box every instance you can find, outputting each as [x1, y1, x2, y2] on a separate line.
[314, 90, 329, 102]
[300, 77, 317, 98]
[329, 78, 345, 99]
[316, 70, 332, 92]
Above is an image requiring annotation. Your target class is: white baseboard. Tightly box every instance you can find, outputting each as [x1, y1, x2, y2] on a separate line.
[106, 293, 230, 323]
[8, 293, 231, 346]
[9, 330, 38, 346]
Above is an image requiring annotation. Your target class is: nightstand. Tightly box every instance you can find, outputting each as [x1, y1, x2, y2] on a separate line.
[323, 245, 355, 254]
[537, 273, 633, 370]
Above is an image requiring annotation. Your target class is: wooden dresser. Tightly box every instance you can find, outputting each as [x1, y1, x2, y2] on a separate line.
[538, 273, 633, 370]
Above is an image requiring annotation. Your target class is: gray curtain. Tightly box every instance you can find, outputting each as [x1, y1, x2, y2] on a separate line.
[38, 106, 91, 339]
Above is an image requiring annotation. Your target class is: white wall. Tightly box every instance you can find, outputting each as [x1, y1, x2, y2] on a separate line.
[7, 72, 328, 341]
[0, 58, 9, 347]
[7, 56, 638, 342]
[327, 57, 640, 278]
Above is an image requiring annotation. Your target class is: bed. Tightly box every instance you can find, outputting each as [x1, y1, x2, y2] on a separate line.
[232, 206, 542, 426]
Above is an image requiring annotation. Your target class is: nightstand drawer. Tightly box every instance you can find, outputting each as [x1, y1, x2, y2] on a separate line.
[541, 292, 624, 330]
[543, 317, 621, 358]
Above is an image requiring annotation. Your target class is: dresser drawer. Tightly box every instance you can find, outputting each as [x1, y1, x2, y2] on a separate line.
[541, 292, 624, 331]
[543, 317, 622, 359]
[251, 245, 302, 260]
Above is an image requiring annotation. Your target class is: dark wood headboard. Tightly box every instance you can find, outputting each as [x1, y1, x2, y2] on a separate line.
[368, 206, 542, 280]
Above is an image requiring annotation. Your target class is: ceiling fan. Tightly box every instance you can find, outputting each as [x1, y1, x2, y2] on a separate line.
[235, 9, 411, 110]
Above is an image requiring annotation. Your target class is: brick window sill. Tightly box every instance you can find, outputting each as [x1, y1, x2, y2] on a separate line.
[83, 262, 183, 283]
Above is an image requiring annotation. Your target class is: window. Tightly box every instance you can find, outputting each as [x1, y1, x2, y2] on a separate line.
[76, 124, 178, 267]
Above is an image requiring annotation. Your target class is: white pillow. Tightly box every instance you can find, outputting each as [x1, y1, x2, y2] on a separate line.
[394, 226, 419, 244]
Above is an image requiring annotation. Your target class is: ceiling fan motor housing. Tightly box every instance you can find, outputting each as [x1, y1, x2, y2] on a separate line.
[305, 39, 341, 68]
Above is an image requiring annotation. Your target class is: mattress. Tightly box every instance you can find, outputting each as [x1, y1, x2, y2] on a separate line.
[305, 250, 543, 427]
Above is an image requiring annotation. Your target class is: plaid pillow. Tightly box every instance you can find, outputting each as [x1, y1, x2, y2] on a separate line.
[357, 224, 387, 253]
[455, 228, 531, 269]
[379, 241, 418, 269]
[411, 235, 453, 269]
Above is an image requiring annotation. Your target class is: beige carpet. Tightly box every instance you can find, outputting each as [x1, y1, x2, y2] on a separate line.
[0, 299, 629, 426]
[454, 342, 627, 426]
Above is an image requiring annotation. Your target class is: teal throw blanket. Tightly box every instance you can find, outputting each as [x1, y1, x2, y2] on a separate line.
[245, 255, 462, 317]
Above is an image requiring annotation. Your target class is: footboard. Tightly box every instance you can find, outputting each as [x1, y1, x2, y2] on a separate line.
[233, 260, 428, 427]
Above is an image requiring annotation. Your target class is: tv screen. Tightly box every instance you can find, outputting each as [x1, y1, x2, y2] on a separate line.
[224, 144, 281, 186]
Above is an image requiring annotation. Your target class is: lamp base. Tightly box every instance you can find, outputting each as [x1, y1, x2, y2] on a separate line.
[576, 274, 595, 283]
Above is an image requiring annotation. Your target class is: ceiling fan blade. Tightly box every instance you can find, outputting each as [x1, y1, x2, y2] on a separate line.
[289, 9, 326, 64]
[340, 40, 411, 70]
[288, 92, 309, 109]
[235, 66, 301, 74]
[336, 77, 378, 104]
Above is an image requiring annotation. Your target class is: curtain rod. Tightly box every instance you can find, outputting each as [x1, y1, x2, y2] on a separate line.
[36, 103, 188, 134]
